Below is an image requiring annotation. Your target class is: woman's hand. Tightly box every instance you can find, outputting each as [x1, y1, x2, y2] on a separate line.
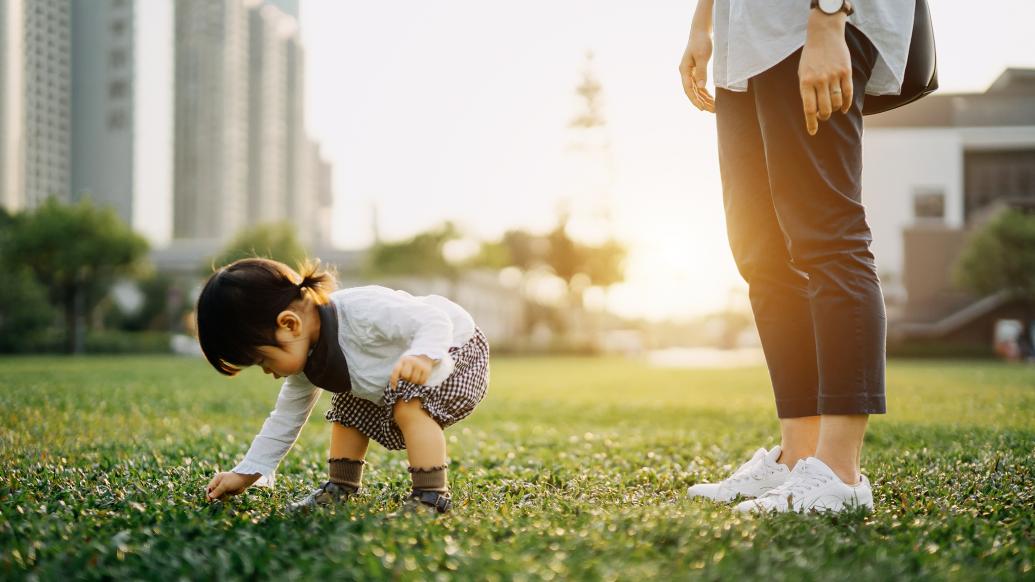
[799, 10, 852, 135]
[206, 471, 260, 501]
[679, 0, 715, 113]
[389, 355, 435, 388]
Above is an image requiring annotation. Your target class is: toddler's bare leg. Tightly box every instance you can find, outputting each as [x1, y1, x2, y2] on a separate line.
[393, 399, 448, 493]
[330, 422, 369, 460]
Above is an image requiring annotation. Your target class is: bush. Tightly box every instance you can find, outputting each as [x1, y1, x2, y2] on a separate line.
[0, 268, 58, 353]
[83, 330, 172, 354]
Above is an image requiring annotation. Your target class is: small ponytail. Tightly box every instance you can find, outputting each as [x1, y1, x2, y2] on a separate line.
[295, 258, 336, 304]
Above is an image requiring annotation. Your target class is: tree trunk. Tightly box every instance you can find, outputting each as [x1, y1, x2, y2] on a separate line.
[64, 284, 85, 354]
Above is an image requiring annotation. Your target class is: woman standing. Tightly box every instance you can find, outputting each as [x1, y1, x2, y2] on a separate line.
[679, 0, 914, 513]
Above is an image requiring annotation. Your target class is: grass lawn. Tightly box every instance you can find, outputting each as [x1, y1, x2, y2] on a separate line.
[1, 355, 1033, 580]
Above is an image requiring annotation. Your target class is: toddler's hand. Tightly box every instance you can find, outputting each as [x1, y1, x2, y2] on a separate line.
[206, 471, 260, 501]
[389, 355, 435, 388]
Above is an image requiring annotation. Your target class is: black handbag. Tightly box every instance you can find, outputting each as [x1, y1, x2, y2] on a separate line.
[862, 0, 938, 116]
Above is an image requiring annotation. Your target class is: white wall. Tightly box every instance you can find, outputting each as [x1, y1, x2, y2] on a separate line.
[862, 124, 1035, 301]
[862, 127, 963, 297]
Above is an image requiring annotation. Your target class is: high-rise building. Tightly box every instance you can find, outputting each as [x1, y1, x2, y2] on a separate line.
[0, 0, 73, 212]
[264, 0, 299, 20]
[246, 1, 290, 225]
[173, 0, 251, 241]
[71, 0, 173, 242]
[172, 0, 334, 247]
[71, 0, 134, 223]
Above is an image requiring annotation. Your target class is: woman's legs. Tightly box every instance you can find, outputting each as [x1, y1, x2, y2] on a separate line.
[779, 416, 820, 469]
[748, 27, 885, 485]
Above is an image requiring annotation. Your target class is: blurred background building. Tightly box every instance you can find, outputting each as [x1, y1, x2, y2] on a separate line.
[0, 0, 333, 250]
[1, 0, 73, 212]
[863, 68, 1035, 350]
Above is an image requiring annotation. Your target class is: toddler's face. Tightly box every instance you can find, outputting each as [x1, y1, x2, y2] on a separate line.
[253, 325, 309, 379]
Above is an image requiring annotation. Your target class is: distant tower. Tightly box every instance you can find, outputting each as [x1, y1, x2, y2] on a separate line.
[0, 0, 73, 212]
[563, 51, 616, 244]
[71, 0, 174, 242]
[173, 0, 251, 241]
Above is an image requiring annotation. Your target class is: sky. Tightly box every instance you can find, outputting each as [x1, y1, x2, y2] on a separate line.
[295, 0, 1035, 320]
[138, 1, 1035, 321]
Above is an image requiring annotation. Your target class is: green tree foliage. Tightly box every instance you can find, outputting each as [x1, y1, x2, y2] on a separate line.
[1, 198, 149, 353]
[0, 270, 57, 353]
[478, 223, 626, 290]
[366, 222, 460, 278]
[955, 209, 1035, 315]
[209, 222, 310, 271]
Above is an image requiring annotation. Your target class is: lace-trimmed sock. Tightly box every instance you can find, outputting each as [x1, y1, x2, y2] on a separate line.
[328, 458, 365, 492]
[409, 465, 449, 493]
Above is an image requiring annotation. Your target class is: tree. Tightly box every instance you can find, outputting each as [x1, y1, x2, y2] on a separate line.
[955, 209, 1035, 325]
[209, 222, 310, 271]
[2, 198, 149, 353]
[365, 222, 461, 278]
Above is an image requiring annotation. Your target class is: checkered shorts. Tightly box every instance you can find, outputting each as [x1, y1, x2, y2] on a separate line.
[325, 328, 490, 450]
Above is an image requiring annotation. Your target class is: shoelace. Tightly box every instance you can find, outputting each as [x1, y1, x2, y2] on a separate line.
[723, 450, 771, 484]
[760, 467, 830, 507]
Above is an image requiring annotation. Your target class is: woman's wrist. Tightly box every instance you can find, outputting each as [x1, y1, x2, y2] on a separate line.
[807, 9, 847, 34]
[692, 0, 713, 32]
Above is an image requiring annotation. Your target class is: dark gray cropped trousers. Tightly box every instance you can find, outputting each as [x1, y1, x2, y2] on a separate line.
[715, 25, 887, 418]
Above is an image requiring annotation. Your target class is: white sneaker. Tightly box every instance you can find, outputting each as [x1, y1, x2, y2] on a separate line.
[735, 457, 874, 514]
[687, 446, 791, 502]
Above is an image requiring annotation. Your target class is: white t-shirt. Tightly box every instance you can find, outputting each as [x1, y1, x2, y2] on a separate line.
[712, 0, 916, 96]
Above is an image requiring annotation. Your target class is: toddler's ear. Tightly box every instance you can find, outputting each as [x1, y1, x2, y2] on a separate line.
[276, 310, 302, 333]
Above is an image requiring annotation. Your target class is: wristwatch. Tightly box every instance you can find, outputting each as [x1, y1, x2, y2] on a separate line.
[811, 0, 854, 16]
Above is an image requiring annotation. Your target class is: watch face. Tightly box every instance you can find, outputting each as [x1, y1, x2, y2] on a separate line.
[818, 0, 843, 13]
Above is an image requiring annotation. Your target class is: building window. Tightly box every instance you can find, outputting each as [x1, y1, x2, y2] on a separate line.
[108, 109, 128, 129]
[964, 149, 1035, 220]
[109, 79, 128, 98]
[111, 18, 127, 36]
[109, 48, 128, 68]
[913, 188, 945, 222]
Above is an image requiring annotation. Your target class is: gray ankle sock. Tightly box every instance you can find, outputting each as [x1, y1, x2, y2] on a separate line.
[328, 458, 364, 491]
[409, 465, 449, 493]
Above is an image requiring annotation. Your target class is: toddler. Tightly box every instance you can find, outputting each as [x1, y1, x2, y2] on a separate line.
[198, 258, 489, 513]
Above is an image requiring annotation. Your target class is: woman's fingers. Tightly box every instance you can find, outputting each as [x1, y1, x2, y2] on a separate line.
[681, 59, 703, 110]
[800, 84, 819, 136]
[816, 80, 833, 121]
[695, 82, 716, 113]
[839, 74, 853, 114]
[828, 79, 844, 115]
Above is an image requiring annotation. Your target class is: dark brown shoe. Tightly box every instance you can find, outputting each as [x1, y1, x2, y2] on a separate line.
[403, 489, 452, 514]
[286, 481, 357, 513]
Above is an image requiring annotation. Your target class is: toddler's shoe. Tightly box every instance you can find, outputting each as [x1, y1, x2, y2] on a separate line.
[687, 445, 790, 502]
[734, 456, 874, 514]
[402, 489, 452, 514]
[286, 481, 357, 512]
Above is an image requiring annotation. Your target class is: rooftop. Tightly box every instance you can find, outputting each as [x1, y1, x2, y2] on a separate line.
[865, 68, 1035, 128]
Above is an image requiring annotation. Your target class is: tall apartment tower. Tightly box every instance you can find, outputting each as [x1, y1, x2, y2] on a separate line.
[70, 0, 173, 242]
[0, 0, 73, 212]
[71, 0, 134, 223]
[246, 2, 290, 225]
[173, 0, 251, 241]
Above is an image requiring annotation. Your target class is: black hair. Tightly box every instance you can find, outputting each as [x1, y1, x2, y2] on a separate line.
[195, 257, 335, 376]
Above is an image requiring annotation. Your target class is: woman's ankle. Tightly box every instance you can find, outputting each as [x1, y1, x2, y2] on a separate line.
[775, 447, 811, 470]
